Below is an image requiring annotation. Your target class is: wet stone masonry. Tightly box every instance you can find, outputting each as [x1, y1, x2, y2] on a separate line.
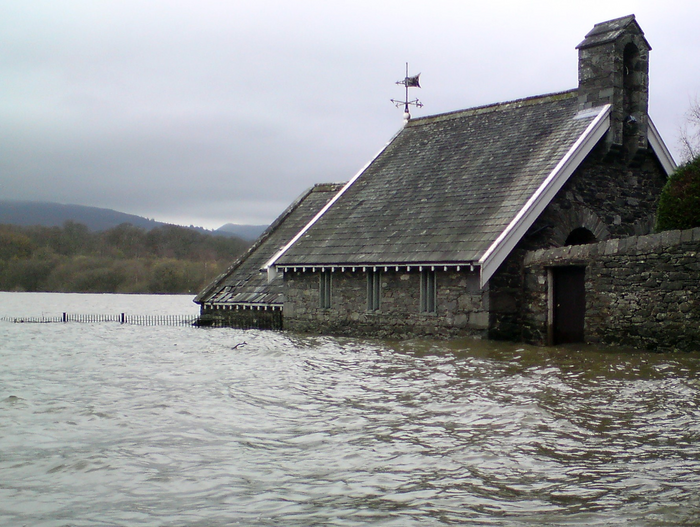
[523, 227, 700, 351]
[198, 306, 282, 330]
[486, 144, 667, 343]
[284, 269, 488, 339]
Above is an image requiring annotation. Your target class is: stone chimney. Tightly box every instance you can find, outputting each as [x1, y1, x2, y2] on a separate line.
[576, 15, 651, 161]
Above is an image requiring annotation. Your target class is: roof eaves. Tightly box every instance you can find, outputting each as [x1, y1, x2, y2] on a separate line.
[204, 301, 282, 310]
[478, 104, 611, 288]
[262, 125, 406, 276]
[276, 261, 478, 272]
[648, 117, 677, 176]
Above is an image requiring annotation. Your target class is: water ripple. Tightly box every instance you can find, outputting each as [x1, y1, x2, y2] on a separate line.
[1, 316, 699, 525]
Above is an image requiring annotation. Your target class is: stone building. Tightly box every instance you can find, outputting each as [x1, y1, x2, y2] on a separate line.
[198, 15, 676, 344]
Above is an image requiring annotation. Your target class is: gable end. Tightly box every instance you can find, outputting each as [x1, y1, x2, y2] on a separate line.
[478, 105, 611, 287]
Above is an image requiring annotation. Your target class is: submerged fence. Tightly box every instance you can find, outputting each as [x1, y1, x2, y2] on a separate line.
[0, 313, 199, 326]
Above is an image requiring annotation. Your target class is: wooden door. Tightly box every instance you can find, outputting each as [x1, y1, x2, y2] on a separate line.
[553, 266, 586, 344]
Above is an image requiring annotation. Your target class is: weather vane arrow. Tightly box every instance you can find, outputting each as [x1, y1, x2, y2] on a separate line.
[391, 62, 423, 120]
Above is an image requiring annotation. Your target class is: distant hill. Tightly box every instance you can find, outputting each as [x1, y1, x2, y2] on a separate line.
[0, 201, 261, 239]
[0, 201, 167, 232]
[216, 223, 268, 241]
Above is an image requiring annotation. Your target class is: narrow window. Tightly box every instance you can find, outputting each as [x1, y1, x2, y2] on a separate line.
[367, 270, 381, 311]
[319, 271, 332, 309]
[420, 269, 437, 313]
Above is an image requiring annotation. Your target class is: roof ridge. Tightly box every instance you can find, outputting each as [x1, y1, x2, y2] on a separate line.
[407, 89, 578, 126]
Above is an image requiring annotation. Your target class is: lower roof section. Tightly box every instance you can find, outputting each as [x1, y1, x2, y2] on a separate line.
[194, 183, 344, 307]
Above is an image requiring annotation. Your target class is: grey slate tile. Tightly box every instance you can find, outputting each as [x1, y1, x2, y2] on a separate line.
[277, 91, 595, 267]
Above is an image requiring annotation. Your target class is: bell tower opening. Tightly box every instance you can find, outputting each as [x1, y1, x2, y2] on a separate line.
[623, 43, 640, 114]
[623, 42, 642, 159]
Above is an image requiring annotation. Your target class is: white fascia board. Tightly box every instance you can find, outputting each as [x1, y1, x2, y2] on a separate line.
[478, 105, 611, 288]
[261, 127, 404, 278]
[648, 117, 677, 176]
[276, 262, 478, 272]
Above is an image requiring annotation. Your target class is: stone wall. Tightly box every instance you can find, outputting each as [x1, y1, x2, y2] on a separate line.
[523, 227, 700, 351]
[284, 268, 488, 338]
[198, 305, 282, 329]
[488, 248, 526, 341]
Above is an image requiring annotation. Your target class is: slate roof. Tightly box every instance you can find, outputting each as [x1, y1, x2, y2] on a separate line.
[272, 90, 605, 270]
[195, 183, 343, 306]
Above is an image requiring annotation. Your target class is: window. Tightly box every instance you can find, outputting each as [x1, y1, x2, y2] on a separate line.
[420, 269, 437, 313]
[319, 271, 332, 309]
[367, 270, 381, 311]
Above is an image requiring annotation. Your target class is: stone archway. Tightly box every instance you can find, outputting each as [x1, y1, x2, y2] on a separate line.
[545, 205, 606, 345]
[565, 227, 597, 246]
[549, 204, 610, 247]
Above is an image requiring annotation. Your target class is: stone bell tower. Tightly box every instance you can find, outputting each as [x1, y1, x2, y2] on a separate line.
[576, 15, 651, 162]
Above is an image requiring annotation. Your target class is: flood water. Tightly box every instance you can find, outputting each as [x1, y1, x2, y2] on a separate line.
[1, 292, 699, 526]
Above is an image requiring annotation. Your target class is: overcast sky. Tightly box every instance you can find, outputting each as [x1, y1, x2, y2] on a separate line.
[1, 1, 699, 229]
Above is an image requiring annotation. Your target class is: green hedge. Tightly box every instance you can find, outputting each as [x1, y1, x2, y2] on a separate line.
[656, 155, 700, 232]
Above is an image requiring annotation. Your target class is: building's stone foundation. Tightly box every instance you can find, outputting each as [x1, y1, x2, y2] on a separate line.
[198, 305, 282, 330]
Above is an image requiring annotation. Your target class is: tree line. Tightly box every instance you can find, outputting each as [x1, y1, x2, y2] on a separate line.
[0, 221, 252, 294]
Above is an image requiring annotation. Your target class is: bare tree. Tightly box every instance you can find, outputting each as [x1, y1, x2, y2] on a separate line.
[679, 97, 700, 162]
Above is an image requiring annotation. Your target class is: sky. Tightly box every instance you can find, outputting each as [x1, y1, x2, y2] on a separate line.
[1, 1, 699, 230]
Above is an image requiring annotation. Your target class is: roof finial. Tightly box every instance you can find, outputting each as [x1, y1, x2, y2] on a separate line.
[391, 62, 423, 122]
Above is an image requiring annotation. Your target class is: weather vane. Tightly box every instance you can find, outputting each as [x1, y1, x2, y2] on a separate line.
[391, 62, 422, 120]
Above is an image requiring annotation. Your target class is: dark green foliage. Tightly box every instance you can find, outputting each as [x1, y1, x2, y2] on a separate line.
[102, 223, 148, 258]
[0, 229, 34, 260]
[148, 260, 186, 294]
[656, 156, 700, 231]
[1, 257, 57, 292]
[45, 256, 127, 293]
[0, 222, 249, 294]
